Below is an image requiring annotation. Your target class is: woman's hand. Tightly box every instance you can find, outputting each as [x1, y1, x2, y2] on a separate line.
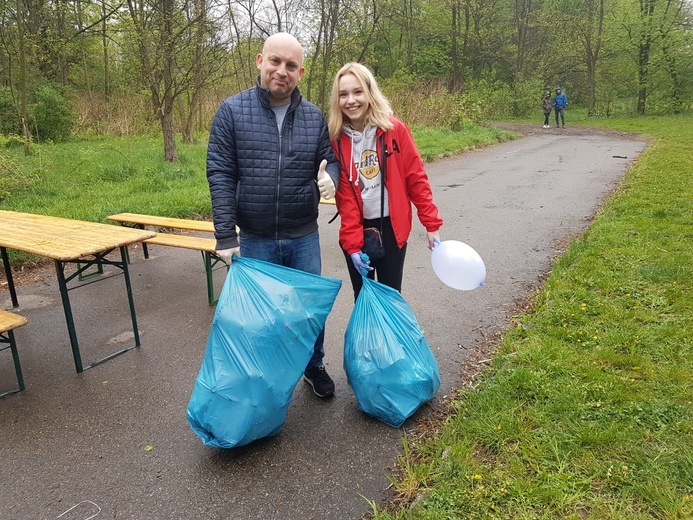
[427, 232, 441, 251]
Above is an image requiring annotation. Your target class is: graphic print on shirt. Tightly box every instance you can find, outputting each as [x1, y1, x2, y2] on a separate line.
[358, 148, 380, 180]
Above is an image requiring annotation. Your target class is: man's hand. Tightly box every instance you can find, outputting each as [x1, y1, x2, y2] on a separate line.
[317, 159, 335, 199]
[216, 247, 240, 265]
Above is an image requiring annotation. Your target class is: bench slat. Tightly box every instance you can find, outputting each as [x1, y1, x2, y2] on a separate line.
[108, 213, 215, 232]
[144, 234, 217, 252]
[0, 309, 28, 334]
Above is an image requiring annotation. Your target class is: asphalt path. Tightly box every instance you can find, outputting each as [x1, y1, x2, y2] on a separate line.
[0, 125, 646, 520]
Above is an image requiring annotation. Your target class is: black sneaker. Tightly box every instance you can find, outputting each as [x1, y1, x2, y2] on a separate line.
[303, 366, 335, 398]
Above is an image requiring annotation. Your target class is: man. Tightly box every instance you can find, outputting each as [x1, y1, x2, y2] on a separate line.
[206, 32, 340, 398]
[553, 86, 568, 128]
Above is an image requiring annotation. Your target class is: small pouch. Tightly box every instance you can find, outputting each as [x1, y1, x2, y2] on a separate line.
[363, 227, 385, 261]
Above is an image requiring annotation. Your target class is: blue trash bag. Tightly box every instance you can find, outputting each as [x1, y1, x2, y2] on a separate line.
[187, 256, 342, 448]
[344, 276, 441, 428]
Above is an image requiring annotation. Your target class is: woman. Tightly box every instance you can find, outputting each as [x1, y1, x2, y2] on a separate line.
[542, 91, 552, 128]
[329, 62, 443, 300]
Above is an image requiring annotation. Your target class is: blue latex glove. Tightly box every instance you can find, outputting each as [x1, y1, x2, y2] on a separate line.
[350, 251, 374, 276]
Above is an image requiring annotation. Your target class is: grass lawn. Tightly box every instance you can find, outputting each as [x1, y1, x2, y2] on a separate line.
[373, 116, 692, 519]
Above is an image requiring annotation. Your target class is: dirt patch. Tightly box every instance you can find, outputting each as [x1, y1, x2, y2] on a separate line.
[1, 262, 52, 291]
[492, 121, 645, 141]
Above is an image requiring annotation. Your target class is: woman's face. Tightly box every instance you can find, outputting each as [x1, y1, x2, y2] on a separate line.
[338, 73, 369, 131]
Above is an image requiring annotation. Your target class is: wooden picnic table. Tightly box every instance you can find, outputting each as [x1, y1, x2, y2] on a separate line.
[0, 210, 155, 373]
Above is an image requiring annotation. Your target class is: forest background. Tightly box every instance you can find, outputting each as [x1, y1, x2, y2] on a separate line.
[1, 0, 693, 162]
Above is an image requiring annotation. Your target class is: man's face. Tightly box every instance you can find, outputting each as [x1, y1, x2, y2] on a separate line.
[257, 36, 305, 106]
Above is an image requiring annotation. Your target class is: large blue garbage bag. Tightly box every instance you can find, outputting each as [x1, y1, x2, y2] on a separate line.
[344, 276, 440, 428]
[187, 256, 342, 448]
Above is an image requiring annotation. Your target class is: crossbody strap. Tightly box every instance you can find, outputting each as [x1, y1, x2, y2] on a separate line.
[379, 133, 386, 232]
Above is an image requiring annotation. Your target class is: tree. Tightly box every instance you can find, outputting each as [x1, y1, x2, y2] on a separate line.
[125, 0, 177, 160]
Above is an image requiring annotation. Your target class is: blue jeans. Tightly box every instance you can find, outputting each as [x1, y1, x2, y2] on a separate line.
[239, 230, 325, 369]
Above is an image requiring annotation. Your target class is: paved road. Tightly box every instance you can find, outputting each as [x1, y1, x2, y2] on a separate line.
[0, 127, 646, 520]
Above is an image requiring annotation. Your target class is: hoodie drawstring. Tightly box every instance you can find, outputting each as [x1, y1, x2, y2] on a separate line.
[349, 133, 360, 187]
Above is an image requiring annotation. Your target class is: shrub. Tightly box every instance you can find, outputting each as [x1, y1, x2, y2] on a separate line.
[0, 86, 21, 135]
[0, 134, 26, 148]
[0, 151, 31, 202]
[26, 82, 75, 142]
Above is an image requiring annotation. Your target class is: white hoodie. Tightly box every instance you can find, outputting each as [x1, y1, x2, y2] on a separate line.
[342, 124, 390, 220]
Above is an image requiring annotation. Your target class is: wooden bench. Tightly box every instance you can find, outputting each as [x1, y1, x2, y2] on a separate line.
[0, 309, 28, 397]
[107, 213, 228, 305]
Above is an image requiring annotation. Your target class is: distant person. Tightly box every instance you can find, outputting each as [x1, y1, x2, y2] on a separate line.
[206, 32, 340, 399]
[328, 62, 443, 301]
[553, 86, 568, 128]
[542, 91, 552, 128]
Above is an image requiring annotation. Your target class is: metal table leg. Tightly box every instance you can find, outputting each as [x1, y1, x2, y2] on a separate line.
[1, 247, 18, 308]
[55, 259, 84, 373]
[203, 251, 229, 306]
[55, 246, 142, 373]
[0, 329, 25, 397]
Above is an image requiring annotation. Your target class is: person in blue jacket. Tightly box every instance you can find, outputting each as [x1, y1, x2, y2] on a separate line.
[553, 86, 568, 128]
[206, 32, 341, 399]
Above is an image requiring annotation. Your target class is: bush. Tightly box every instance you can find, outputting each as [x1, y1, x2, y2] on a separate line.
[0, 134, 26, 148]
[27, 82, 74, 141]
[0, 151, 31, 202]
[0, 86, 21, 135]
[456, 77, 513, 121]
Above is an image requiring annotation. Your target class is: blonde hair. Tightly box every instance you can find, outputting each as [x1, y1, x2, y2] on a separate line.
[328, 62, 394, 140]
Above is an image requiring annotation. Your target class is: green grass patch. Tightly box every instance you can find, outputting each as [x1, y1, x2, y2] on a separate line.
[412, 124, 518, 162]
[1, 135, 211, 222]
[374, 116, 693, 519]
[0, 126, 516, 268]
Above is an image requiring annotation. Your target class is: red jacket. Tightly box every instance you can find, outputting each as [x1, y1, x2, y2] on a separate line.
[332, 117, 443, 255]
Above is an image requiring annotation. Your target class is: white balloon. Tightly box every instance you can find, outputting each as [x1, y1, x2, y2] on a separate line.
[431, 240, 486, 290]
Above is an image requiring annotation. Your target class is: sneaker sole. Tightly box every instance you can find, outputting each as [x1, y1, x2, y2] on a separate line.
[302, 375, 334, 398]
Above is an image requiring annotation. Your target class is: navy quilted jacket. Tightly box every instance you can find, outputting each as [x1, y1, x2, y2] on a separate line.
[206, 80, 339, 250]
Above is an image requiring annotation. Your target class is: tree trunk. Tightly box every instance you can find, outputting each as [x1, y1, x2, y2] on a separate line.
[161, 0, 178, 161]
[16, 0, 31, 151]
[160, 107, 178, 162]
[637, 42, 650, 115]
[636, 0, 656, 115]
[102, 0, 110, 98]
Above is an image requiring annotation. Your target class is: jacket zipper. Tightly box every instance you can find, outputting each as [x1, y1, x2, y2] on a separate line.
[273, 109, 285, 238]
